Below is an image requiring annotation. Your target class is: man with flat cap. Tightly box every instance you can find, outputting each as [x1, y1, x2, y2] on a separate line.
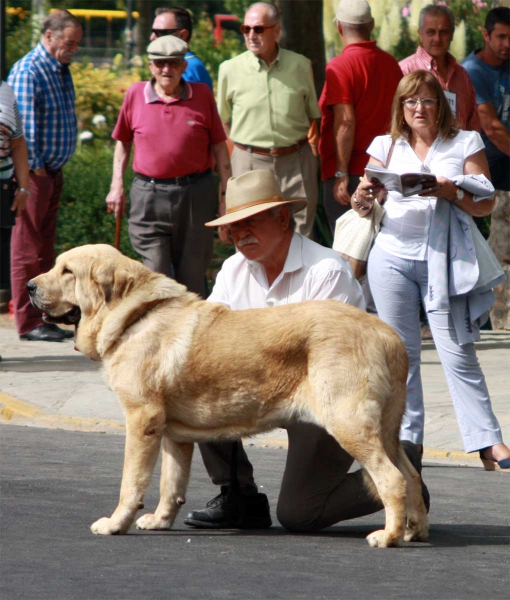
[183, 170, 428, 531]
[106, 35, 231, 297]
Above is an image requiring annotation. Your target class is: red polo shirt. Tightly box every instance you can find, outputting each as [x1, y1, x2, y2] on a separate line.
[319, 41, 402, 179]
[113, 80, 226, 179]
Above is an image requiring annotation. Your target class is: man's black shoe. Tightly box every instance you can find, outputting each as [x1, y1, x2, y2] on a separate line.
[184, 486, 272, 529]
[47, 323, 74, 339]
[20, 324, 67, 342]
[401, 441, 430, 513]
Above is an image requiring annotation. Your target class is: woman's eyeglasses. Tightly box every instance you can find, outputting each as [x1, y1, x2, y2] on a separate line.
[402, 98, 438, 110]
[151, 28, 182, 37]
[240, 24, 277, 35]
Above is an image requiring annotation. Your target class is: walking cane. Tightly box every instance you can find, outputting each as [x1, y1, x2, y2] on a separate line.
[114, 215, 122, 250]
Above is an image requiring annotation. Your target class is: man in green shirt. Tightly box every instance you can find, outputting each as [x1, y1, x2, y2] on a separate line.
[216, 2, 321, 238]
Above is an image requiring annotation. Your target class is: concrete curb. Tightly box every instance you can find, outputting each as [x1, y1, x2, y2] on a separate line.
[0, 392, 483, 466]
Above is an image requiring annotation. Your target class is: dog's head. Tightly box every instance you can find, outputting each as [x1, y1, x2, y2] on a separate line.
[29, 244, 193, 360]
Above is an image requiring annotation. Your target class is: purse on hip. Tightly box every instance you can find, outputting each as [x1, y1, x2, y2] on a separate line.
[1, 179, 17, 228]
[332, 141, 395, 279]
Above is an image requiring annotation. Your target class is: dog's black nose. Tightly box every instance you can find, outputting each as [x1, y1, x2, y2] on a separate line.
[26, 280, 37, 295]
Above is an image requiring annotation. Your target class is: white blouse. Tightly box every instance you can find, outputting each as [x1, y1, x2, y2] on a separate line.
[367, 130, 485, 261]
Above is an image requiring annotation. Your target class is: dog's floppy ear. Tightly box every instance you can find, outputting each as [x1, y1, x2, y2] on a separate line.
[90, 262, 136, 303]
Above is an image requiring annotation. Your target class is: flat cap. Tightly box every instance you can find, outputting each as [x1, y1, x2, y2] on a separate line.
[147, 35, 188, 60]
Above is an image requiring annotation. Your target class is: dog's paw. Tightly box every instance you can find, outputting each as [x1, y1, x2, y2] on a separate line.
[366, 529, 402, 548]
[404, 519, 429, 542]
[136, 513, 172, 531]
[90, 517, 125, 536]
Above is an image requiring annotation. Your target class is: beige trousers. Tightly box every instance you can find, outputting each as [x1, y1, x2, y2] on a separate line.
[231, 143, 318, 238]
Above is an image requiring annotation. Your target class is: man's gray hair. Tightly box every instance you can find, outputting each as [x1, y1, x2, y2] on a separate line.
[246, 2, 281, 24]
[419, 4, 455, 33]
[42, 9, 82, 34]
[269, 206, 296, 231]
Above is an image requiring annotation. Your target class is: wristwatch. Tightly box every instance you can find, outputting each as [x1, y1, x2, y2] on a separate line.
[18, 187, 31, 196]
[454, 187, 464, 203]
[334, 170, 349, 179]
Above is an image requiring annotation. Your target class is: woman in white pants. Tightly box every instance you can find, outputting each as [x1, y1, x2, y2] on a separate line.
[352, 70, 510, 471]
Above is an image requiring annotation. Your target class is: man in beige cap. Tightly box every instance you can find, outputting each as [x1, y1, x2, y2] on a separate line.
[182, 169, 394, 531]
[106, 35, 231, 297]
[319, 0, 402, 232]
[217, 2, 321, 238]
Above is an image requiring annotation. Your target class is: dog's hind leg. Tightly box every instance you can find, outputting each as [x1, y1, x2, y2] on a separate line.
[91, 408, 165, 535]
[397, 446, 429, 542]
[136, 436, 194, 531]
[330, 427, 406, 548]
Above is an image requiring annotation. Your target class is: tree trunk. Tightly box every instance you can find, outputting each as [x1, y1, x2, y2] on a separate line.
[277, 0, 325, 97]
[135, 0, 153, 56]
[488, 191, 510, 330]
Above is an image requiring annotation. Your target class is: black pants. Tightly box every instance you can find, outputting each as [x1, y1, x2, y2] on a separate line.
[199, 422, 382, 532]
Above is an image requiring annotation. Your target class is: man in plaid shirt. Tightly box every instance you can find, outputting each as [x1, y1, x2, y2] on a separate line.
[8, 10, 82, 342]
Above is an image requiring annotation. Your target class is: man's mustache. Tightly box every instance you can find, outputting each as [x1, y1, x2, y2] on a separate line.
[236, 235, 259, 248]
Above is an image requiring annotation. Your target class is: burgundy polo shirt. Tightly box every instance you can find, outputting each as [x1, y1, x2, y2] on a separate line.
[113, 80, 226, 179]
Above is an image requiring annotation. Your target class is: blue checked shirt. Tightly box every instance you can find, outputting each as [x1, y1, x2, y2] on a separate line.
[7, 43, 77, 170]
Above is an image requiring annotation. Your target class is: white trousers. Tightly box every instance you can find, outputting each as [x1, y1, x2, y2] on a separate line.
[367, 244, 503, 453]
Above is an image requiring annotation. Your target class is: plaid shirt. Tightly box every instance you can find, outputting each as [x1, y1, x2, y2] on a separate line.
[7, 43, 77, 170]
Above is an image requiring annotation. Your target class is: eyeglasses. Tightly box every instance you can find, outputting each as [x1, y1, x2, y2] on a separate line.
[151, 28, 182, 37]
[402, 98, 438, 109]
[240, 24, 277, 35]
[152, 58, 184, 69]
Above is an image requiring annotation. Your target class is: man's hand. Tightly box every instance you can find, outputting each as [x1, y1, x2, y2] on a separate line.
[32, 167, 47, 177]
[333, 177, 351, 205]
[106, 188, 127, 220]
[12, 187, 29, 216]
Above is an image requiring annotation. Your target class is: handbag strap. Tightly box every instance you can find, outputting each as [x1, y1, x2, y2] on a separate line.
[377, 139, 396, 206]
[384, 139, 396, 169]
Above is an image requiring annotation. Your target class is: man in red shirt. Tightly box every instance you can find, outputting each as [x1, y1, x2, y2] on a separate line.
[319, 0, 402, 233]
[399, 4, 480, 132]
[106, 36, 231, 297]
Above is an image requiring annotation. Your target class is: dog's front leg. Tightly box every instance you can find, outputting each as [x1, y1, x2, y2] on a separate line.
[91, 410, 164, 535]
[136, 436, 194, 531]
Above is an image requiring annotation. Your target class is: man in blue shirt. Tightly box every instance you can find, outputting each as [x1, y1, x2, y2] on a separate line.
[8, 10, 82, 342]
[463, 7, 509, 191]
[150, 6, 213, 90]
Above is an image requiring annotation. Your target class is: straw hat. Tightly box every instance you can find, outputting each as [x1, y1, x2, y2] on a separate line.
[205, 170, 307, 227]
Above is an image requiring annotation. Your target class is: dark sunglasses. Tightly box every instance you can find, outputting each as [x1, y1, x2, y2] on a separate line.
[240, 24, 277, 35]
[151, 28, 182, 37]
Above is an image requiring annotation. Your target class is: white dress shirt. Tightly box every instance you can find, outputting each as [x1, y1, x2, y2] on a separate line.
[208, 232, 365, 310]
[367, 130, 485, 261]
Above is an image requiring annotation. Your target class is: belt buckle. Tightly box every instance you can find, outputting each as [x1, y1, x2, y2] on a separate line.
[174, 175, 187, 186]
[269, 147, 279, 156]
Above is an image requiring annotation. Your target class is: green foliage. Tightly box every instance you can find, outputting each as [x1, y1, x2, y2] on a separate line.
[224, 0, 251, 19]
[56, 144, 139, 260]
[5, 6, 33, 72]
[191, 14, 244, 89]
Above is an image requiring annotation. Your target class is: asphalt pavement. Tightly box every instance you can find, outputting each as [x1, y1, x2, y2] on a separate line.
[1, 316, 510, 599]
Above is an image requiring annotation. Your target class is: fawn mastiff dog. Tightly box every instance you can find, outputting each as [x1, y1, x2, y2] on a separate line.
[28, 244, 428, 547]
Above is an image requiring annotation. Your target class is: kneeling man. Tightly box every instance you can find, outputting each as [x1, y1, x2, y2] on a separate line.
[184, 169, 386, 531]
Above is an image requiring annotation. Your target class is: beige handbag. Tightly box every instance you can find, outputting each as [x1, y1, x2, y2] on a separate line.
[332, 141, 394, 279]
[333, 200, 385, 279]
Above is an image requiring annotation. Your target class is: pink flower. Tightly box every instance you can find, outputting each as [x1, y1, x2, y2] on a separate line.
[402, 6, 410, 17]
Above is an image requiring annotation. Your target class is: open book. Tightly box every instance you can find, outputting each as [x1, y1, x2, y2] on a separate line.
[365, 165, 439, 197]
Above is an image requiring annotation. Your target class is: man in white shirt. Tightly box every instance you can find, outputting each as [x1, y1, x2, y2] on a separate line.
[183, 169, 389, 531]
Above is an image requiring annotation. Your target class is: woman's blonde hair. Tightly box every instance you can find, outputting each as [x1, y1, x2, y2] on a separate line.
[390, 70, 458, 141]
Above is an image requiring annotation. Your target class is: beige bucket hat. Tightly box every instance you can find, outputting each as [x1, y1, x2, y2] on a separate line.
[205, 170, 307, 227]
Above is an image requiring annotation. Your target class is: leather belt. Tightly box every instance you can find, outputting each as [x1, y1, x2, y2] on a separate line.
[234, 139, 308, 157]
[136, 169, 211, 186]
